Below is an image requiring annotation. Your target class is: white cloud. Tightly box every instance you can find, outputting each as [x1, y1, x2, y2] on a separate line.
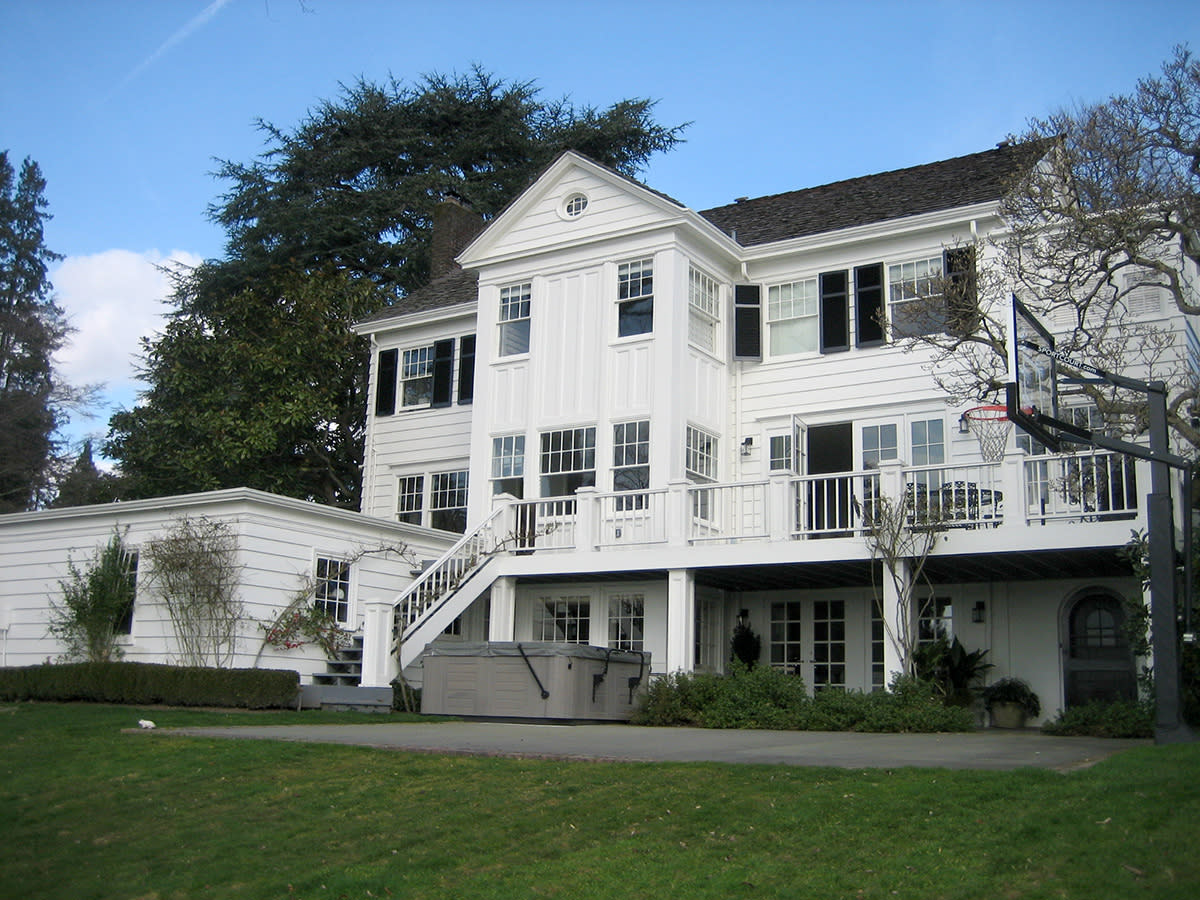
[51, 248, 202, 443]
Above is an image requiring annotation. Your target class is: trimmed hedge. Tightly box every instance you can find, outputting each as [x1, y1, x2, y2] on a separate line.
[631, 666, 975, 733]
[0, 662, 300, 709]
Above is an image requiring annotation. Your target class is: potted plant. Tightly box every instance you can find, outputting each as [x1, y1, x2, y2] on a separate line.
[982, 677, 1041, 728]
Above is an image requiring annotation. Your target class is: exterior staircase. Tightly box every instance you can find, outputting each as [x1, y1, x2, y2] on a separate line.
[302, 635, 393, 711]
[393, 505, 508, 671]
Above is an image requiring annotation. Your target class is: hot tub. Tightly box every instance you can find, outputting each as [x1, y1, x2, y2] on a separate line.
[420, 641, 650, 721]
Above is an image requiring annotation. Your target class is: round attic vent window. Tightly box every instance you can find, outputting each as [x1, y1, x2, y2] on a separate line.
[562, 192, 589, 218]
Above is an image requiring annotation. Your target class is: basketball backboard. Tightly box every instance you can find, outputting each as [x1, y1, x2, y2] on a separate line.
[1005, 296, 1099, 451]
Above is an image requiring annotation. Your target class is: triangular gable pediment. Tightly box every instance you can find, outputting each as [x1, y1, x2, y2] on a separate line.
[457, 152, 733, 270]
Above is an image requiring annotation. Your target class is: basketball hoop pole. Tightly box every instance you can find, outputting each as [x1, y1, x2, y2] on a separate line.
[1144, 381, 1195, 744]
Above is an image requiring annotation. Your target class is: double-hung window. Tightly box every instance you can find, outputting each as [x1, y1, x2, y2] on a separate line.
[401, 346, 434, 407]
[430, 471, 469, 533]
[617, 259, 654, 337]
[491, 435, 525, 498]
[769, 433, 794, 472]
[315, 556, 351, 624]
[688, 266, 719, 352]
[397, 475, 424, 525]
[767, 279, 818, 355]
[612, 420, 650, 509]
[910, 418, 945, 493]
[888, 256, 944, 337]
[498, 283, 531, 355]
[918, 596, 953, 646]
[540, 427, 596, 497]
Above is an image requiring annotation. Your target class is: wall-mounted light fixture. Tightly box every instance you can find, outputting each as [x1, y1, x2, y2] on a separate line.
[741, 437, 754, 456]
[958, 412, 971, 434]
[972, 600, 986, 623]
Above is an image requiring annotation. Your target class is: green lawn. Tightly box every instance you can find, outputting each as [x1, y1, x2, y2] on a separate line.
[2, 703, 1197, 899]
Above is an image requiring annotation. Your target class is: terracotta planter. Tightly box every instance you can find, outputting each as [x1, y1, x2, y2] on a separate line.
[990, 701, 1028, 729]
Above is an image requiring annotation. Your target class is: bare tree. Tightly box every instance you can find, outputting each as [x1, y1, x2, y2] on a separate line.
[900, 47, 1200, 452]
[145, 516, 243, 668]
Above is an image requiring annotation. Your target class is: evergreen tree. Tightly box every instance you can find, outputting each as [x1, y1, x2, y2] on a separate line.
[0, 151, 67, 512]
[107, 70, 685, 506]
[52, 440, 125, 508]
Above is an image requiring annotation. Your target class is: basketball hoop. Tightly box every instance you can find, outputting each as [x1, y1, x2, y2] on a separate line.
[962, 405, 1012, 462]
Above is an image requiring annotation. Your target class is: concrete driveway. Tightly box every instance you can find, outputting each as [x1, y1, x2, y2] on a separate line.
[167, 721, 1148, 772]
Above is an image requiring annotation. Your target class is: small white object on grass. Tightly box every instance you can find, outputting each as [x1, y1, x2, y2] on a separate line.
[138, 719, 156, 729]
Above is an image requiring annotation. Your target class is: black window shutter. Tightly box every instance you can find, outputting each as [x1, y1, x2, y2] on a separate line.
[944, 247, 978, 336]
[375, 348, 398, 416]
[733, 284, 762, 360]
[457, 334, 476, 405]
[820, 270, 849, 353]
[855, 264, 885, 346]
[431, 339, 455, 407]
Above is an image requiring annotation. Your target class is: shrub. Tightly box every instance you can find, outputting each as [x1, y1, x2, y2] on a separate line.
[631, 667, 975, 733]
[47, 529, 137, 663]
[1041, 700, 1154, 738]
[0, 662, 299, 709]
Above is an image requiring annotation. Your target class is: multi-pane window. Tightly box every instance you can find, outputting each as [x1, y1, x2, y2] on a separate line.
[910, 418, 945, 491]
[617, 259, 654, 337]
[498, 283, 531, 356]
[536, 596, 590, 643]
[540, 427, 596, 497]
[812, 599, 846, 690]
[770, 601, 803, 673]
[918, 596, 953, 646]
[688, 266, 719, 352]
[685, 426, 718, 481]
[608, 593, 644, 651]
[612, 420, 650, 508]
[430, 471, 469, 533]
[315, 556, 351, 624]
[769, 434, 794, 472]
[401, 346, 434, 407]
[397, 475, 424, 525]
[862, 424, 898, 469]
[871, 601, 885, 691]
[491, 435, 525, 498]
[767, 279, 819, 355]
[888, 256, 944, 337]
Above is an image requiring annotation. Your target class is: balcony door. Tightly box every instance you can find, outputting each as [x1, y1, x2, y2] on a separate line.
[805, 422, 853, 534]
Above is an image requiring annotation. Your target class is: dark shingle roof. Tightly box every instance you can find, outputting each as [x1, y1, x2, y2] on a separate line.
[698, 141, 1047, 247]
[355, 269, 479, 327]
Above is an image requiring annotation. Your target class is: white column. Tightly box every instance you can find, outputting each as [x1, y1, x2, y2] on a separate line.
[488, 577, 517, 642]
[768, 471, 793, 541]
[359, 598, 396, 688]
[998, 446, 1026, 534]
[665, 568, 696, 673]
[574, 486, 598, 552]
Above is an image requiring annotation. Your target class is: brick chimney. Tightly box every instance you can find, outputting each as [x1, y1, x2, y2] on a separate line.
[430, 196, 485, 279]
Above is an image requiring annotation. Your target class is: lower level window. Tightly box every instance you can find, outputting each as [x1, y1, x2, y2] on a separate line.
[608, 593, 644, 651]
[315, 557, 351, 624]
[918, 596, 952, 646]
[770, 601, 803, 673]
[536, 596, 590, 643]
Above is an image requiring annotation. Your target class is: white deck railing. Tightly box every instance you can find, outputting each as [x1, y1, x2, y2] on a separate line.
[1023, 450, 1139, 523]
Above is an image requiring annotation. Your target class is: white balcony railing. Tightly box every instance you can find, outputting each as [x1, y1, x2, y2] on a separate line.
[1023, 450, 1139, 523]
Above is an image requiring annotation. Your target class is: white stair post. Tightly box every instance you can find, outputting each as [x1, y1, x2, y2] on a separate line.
[359, 598, 396, 688]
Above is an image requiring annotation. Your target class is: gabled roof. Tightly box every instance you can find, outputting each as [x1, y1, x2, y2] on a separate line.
[698, 141, 1048, 246]
[355, 141, 1048, 327]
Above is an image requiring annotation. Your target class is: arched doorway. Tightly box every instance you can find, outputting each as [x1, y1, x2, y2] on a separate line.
[1062, 590, 1137, 707]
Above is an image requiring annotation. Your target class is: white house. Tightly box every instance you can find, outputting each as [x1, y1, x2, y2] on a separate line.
[3, 143, 1188, 722]
[351, 144, 1193, 723]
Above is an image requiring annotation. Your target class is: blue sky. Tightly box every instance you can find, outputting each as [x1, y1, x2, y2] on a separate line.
[2, 0, 1197, 454]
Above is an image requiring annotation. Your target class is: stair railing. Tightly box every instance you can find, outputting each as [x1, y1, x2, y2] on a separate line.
[391, 505, 509, 657]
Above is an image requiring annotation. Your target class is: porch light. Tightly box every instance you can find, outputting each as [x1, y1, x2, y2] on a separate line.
[741, 437, 754, 456]
[972, 601, 986, 623]
[958, 412, 971, 434]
